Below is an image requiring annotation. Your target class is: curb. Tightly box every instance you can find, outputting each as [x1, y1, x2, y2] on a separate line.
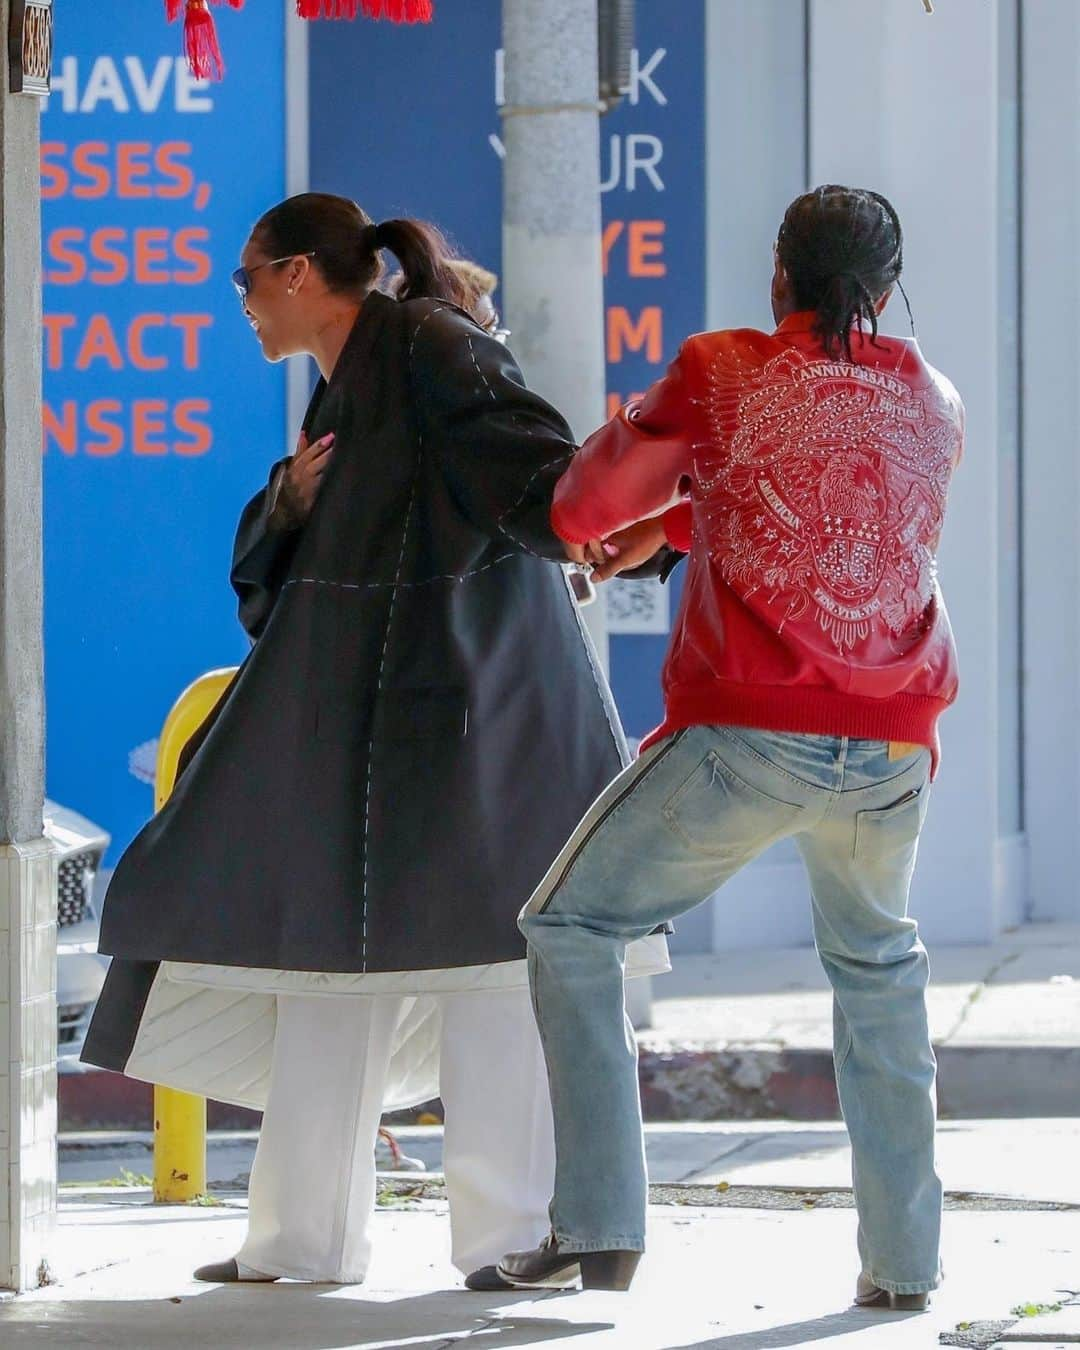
[59, 1043, 1080, 1130]
[637, 1042, 1080, 1121]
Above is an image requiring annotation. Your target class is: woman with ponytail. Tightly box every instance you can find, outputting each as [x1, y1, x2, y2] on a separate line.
[83, 192, 669, 1288]
[498, 187, 966, 1305]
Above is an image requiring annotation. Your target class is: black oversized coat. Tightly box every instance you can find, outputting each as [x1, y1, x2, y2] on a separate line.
[87, 290, 630, 1045]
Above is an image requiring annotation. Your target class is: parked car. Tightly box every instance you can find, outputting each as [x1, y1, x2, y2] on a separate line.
[45, 800, 111, 1073]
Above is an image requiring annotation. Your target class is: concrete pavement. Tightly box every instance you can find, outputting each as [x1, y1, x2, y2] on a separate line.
[12, 1117, 1074, 1347]
[3, 1190, 1077, 1348]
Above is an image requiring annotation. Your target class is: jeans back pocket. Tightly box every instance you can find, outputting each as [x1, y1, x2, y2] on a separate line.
[662, 750, 805, 857]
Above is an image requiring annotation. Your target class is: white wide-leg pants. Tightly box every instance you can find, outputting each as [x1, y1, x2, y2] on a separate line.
[236, 986, 555, 1282]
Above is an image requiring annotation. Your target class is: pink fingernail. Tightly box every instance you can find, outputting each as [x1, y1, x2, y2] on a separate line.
[603, 543, 620, 557]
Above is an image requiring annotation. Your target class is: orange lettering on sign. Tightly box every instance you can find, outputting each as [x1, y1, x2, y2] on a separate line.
[133, 400, 169, 456]
[607, 306, 663, 363]
[40, 142, 68, 199]
[174, 228, 211, 285]
[155, 142, 195, 200]
[601, 221, 625, 276]
[43, 314, 77, 370]
[71, 142, 110, 200]
[86, 400, 124, 457]
[127, 315, 169, 371]
[116, 142, 154, 199]
[170, 314, 213, 369]
[628, 221, 666, 277]
[43, 400, 78, 455]
[134, 228, 171, 284]
[75, 316, 124, 371]
[88, 228, 129, 285]
[174, 399, 213, 456]
[45, 228, 87, 285]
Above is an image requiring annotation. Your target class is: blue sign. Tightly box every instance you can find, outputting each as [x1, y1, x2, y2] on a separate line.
[43, 5, 286, 857]
[310, 1, 705, 743]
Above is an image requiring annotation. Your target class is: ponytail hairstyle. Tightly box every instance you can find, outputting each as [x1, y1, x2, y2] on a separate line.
[252, 192, 471, 310]
[776, 185, 907, 362]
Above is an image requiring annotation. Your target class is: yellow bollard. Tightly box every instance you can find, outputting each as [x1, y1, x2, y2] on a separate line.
[152, 667, 238, 1204]
[153, 1085, 207, 1204]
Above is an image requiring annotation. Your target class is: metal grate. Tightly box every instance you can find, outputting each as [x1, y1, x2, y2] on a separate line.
[58, 1002, 91, 1046]
[57, 850, 99, 927]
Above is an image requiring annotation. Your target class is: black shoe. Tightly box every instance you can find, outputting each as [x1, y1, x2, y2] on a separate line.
[465, 1265, 514, 1291]
[193, 1258, 278, 1284]
[854, 1274, 930, 1312]
[497, 1234, 641, 1292]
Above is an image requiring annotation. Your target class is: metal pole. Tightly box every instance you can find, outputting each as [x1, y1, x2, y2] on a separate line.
[501, 0, 610, 670]
[501, 0, 656, 1028]
[0, 0, 56, 1288]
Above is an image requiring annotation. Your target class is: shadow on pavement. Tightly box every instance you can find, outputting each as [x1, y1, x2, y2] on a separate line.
[0, 1286, 612, 1349]
[672, 1306, 926, 1349]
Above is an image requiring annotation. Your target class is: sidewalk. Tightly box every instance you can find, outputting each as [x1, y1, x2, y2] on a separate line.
[7, 1117, 1080, 1348]
[57, 1118, 1080, 1206]
[640, 921, 1080, 1119]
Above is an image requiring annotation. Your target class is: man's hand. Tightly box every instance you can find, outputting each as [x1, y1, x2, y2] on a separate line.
[589, 517, 669, 582]
[282, 430, 335, 522]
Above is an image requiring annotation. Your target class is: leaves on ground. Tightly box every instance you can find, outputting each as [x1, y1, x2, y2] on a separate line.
[1009, 1300, 1063, 1317]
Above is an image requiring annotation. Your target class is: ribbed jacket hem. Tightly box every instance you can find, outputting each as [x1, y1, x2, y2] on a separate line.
[643, 683, 952, 776]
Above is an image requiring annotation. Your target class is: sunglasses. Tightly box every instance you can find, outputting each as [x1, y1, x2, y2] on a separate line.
[232, 252, 315, 303]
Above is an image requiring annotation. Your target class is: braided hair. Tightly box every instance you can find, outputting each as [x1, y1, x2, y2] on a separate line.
[776, 185, 906, 362]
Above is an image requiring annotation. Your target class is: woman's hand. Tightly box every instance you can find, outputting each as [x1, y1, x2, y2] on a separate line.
[281, 430, 335, 522]
[589, 518, 669, 582]
[563, 539, 611, 567]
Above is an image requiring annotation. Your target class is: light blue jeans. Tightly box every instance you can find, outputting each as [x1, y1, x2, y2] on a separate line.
[520, 724, 941, 1295]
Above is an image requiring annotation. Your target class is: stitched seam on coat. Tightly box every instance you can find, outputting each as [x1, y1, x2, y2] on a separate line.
[414, 306, 569, 560]
[467, 334, 499, 403]
[494, 450, 569, 557]
[281, 548, 517, 593]
[407, 304, 449, 360]
[560, 567, 624, 757]
[361, 477, 418, 970]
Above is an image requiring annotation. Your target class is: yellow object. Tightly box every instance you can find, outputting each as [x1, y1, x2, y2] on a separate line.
[152, 667, 238, 1204]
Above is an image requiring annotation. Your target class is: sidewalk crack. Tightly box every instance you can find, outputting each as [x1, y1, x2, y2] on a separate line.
[939, 950, 1021, 1045]
[674, 1134, 758, 1185]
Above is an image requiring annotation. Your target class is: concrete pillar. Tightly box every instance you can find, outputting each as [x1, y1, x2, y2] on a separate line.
[1020, 0, 1080, 922]
[501, 0, 609, 667]
[0, 1, 55, 1292]
[808, 0, 1004, 944]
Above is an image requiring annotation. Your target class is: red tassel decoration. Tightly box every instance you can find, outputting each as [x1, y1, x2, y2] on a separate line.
[165, 0, 184, 20]
[183, 0, 225, 82]
[297, 0, 433, 21]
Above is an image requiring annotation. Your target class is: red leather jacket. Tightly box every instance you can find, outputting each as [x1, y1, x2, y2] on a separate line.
[552, 313, 965, 770]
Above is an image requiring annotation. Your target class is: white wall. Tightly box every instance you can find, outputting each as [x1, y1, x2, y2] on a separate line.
[1020, 0, 1080, 924]
[694, 0, 1028, 950]
[810, 0, 1006, 945]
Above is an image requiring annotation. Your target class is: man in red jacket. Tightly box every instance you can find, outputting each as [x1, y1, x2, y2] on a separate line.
[497, 186, 964, 1310]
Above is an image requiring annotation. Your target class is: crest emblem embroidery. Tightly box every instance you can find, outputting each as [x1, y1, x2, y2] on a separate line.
[695, 344, 958, 652]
